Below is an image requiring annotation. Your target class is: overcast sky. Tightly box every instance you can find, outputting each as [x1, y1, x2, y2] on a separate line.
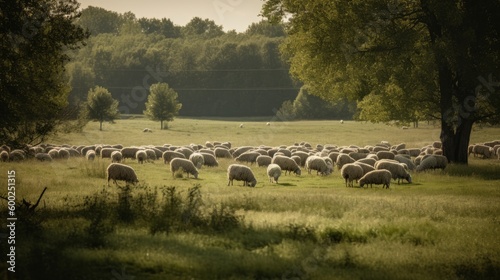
[78, 0, 265, 32]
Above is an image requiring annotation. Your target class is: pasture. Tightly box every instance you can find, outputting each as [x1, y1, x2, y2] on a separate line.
[1, 117, 500, 279]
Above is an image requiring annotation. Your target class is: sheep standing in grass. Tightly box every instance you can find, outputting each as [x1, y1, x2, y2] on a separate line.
[35, 153, 52, 162]
[235, 151, 260, 165]
[267, 164, 282, 183]
[111, 151, 123, 163]
[121, 147, 141, 159]
[136, 150, 147, 164]
[199, 153, 219, 167]
[335, 154, 355, 170]
[86, 150, 96, 161]
[472, 145, 494, 158]
[416, 156, 438, 172]
[106, 163, 139, 186]
[359, 170, 392, 189]
[189, 153, 205, 169]
[375, 161, 412, 184]
[271, 155, 301, 175]
[162, 150, 186, 164]
[305, 156, 332, 175]
[340, 163, 364, 187]
[170, 158, 199, 179]
[256, 155, 272, 167]
[214, 147, 232, 159]
[0, 151, 9, 162]
[227, 164, 257, 187]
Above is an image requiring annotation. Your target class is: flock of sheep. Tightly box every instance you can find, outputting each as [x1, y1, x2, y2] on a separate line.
[1, 138, 499, 189]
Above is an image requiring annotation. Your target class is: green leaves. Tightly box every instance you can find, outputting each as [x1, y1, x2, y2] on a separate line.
[144, 83, 182, 129]
[81, 86, 120, 130]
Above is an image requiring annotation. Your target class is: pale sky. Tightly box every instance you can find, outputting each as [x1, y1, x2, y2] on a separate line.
[77, 0, 265, 32]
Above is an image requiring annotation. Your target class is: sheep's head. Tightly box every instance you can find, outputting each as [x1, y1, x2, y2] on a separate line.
[406, 174, 412, 183]
[248, 179, 257, 187]
[294, 168, 301, 176]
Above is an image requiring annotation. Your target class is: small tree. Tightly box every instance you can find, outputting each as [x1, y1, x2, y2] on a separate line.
[144, 83, 182, 129]
[81, 86, 120, 131]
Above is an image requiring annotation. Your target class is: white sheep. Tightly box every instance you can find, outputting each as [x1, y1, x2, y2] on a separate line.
[472, 144, 494, 158]
[200, 153, 219, 167]
[120, 147, 141, 159]
[433, 155, 448, 169]
[416, 156, 438, 172]
[271, 155, 301, 175]
[111, 151, 123, 163]
[335, 153, 355, 170]
[359, 170, 392, 189]
[35, 153, 52, 162]
[267, 164, 282, 183]
[394, 155, 416, 171]
[170, 158, 199, 179]
[356, 158, 377, 167]
[106, 163, 139, 186]
[86, 150, 96, 161]
[214, 147, 233, 159]
[235, 151, 260, 165]
[256, 155, 272, 167]
[239, 123, 244, 128]
[376, 150, 396, 160]
[100, 148, 120, 158]
[227, 164, 257, 187]
[189, 152, 205, 169]
[144, 149, 157, 161]
[0, 150, 9, 162]
[136, 150, 147, 164]
[58, 149, 70, 160]
[375, 161, 412, 184]
[305, 156, 332, 175]
[354, 162, 375, 174]
[143, 128, 152, 132]
[340, 163, 364, 187]
[162, 150, 186, 164]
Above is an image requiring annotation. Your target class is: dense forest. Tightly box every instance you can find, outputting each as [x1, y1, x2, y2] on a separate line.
[67, 6, 353, 118]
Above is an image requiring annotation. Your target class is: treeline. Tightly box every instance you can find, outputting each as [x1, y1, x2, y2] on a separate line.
[67, 7, 292, 117]
[67, 6, 353, 118]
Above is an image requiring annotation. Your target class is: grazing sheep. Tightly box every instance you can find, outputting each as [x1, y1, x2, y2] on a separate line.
[433, 155, 448, 169]
[136, 150, 147, 164]
[354, 162, 375, 175]
[227, 164, 257, 187]
[143, 128, 152, 132]
[267, 164, 282, 183]
[57, 149, 70, 160]
[35, 153, 52, 162]
[256, 155, 272, 167]
[408, 148, 422, 157]
[472, 144, 494, 158]
[111, 151, 123, 163]
[9, 150, 25, 161]
[121, 147, 141, 159]
[335, 154, 355, 170]
[291, 155, 302, 166]
[271, 155, 301, 175]
[359, 170, 392, 189]
[101, 148, 120, 158]
[416, 156, 438, 172]
[162, 150, 186, 164]
[236, 151, 260, 165]
[340, 163, 364, 187]
[175, 147, 194, 158]
[376, 150, 395, 160]
[48, 149, 59, 159]
[291, 151, 309, 167]
[356, 158, 377, 167]
[305, 156, 332, 175]
[106, 163, 139, 186]
[200, 153, 219, 167]
[144, 149, 157, 161]
[189, 153, 205, 169]
[170, 158, 199, 179]
[81, 145, 95, 157]
[239, 123, 244, 128]
[340, 120, 344, 124]
[0, 151, 9, 162]
[214, 147, 233, 159]
[394, 155, 416, 171]
[266, 122, 271, 126]
[375, 161, 412, 184]
[348, 152, 368, 161]
[86, 150, 96, 161]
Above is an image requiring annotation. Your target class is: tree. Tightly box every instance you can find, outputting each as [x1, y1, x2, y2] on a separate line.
[81, 86, 120, 131]
[262, 0, 500, 164]
[144, 83, 182, 129]
[0, 0, 89, 146]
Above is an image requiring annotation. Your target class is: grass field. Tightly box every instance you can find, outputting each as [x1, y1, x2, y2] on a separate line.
[1, 117, 500, 279]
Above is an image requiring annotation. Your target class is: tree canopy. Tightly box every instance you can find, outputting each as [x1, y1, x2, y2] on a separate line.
[0, 0, 88, 146]
[144, 83, 182, 129]
[81, 86, 120, 131]
[262, 0, 500, 164]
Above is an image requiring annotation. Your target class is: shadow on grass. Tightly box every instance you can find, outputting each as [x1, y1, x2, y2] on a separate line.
[445, 163, 500, 180]
[277, 183, 296, 187]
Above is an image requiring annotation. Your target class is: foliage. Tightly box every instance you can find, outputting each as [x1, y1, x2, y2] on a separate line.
[262, 0, 500, 163]
[80, 86, 120, 131]
[0, 0, 89, 146]
[144, 83, 182, 129]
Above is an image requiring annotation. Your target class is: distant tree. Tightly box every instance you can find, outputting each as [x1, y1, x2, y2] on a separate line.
[77, 6, 122, 35]
[81, 86, 120, 131]
[144, 83, 182, 129]
[0, 0, 89, 146]
[245, 20, 285, 37]
[182, 17, 224, 38]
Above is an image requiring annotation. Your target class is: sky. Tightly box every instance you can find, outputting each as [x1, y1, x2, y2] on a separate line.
[77, 0, 265, 32]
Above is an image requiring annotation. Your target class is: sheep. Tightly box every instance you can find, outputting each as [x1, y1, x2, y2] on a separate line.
[266, 122, 271, 126]
[291, 151, 309, 167]
[48, 149, 59, 159]
[143, 128, 152, 132]
[86, 150, 96, 161]
[200, 153, 219, 167]
[472, 144, 494, 158]
[433, 155, 448, 169]
[256, 155, 272, 167]
[335, 154, 355, 170]
[189, 152, 205, 169]
[136, 150, 147, 164]
[214, 147, 233, 159]
[354, 162, 375, 175]
[394, 155, 416, 171]
[356, 158, 377, 167]
[271, 155, 301, 175]
[101, 148, 120, 158]
[359, 170, 392, 189]
[408, 148, 422, 157]
[144, 149, 157, 161]
[162, 150, 186, 164]
[267, 164, 282, 183]
[375, 161, 412, 184]
[111, 151, 123, 163]
[227, 164, 257, 187]
[9, 150, 25, 161]
[175, 147, 194, 158]
[291, 155, 302, 166]
[416, 156, 438, 172]
[340, 163, 364, 187]
[235, 151, 260, 165]
[305, 156, 332, 175]
[58, 149, 71, 159]
[239, 123, 244, 128]
[170, 158, 199, 179]
[106, 163, 139, 186]
[0, 151, 9, 162]
[376, 150, 395, 160]
[35, 153, 52, 162]
[348, 152, 368, 161]
[121, 147, 141, 159]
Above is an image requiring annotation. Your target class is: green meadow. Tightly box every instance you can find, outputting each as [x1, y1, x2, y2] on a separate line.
[1, 117, 500, 279]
